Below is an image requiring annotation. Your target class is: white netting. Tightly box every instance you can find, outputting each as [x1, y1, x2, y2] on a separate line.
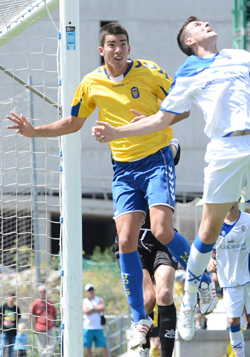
[174, 197, 250, 245]
[0, 1, 61, 356]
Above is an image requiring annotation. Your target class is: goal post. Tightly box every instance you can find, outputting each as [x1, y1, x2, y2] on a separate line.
[0, 0, 83, 356]
[59, 1, 83, 356]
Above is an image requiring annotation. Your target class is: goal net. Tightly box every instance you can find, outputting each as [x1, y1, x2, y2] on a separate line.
[0, 1, 62, 356]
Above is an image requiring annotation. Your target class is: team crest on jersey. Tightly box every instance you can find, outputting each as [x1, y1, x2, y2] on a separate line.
[131, 86, 140, 98]
[241, 226, 246, 232]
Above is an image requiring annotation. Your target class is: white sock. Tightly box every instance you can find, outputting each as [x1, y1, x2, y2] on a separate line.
[229, 329, 245, 357]
[184, 243, 212, 295]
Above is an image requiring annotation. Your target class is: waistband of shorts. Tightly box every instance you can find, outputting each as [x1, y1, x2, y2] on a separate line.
[211, 134, 250, 144]
[114, 145, 170, 166]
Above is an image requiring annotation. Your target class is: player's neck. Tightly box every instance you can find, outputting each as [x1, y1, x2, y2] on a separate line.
[195, 43, 218, 58]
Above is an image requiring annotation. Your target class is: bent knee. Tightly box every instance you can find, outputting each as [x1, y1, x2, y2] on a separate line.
[151, 227, 175, 245]
[156, 288, 173, 306]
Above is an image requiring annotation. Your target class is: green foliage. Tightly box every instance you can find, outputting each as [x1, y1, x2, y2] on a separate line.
[82, 245, 128, 316]
[90, 245, 115, 263]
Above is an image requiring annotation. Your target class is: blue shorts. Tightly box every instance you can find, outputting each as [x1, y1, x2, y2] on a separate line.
[83, 329, 107, 348]
[112, 146, 176, 219]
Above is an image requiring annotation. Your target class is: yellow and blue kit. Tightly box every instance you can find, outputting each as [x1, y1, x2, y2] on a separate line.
[70, 59, 174, 162]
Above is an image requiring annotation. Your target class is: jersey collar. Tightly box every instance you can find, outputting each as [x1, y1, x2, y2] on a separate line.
[104, 59, 133, 80]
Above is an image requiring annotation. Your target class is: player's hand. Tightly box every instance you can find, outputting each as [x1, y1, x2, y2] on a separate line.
[6, 111, 36, 137]
[92, 121, 117, 143]
[207, 257, 217, 273]
[130, 110, 147, 123]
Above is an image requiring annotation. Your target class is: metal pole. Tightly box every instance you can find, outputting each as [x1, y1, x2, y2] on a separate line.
[60, 0, 83, 356]
[29, 76, 41, 285]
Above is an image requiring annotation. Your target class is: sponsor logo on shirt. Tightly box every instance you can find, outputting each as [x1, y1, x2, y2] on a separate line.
[200, 70, 246, 90]
[220, 241, 246, 250]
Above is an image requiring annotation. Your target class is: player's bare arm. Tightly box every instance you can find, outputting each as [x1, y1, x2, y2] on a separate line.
[130, 109, 190, 124]
[6, 111, 87, 138]
[92, 109, 189, 143]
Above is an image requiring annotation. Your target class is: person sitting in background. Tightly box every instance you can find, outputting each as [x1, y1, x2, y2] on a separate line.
[13, 322, 28, 357]
[83, 284, 109, 357]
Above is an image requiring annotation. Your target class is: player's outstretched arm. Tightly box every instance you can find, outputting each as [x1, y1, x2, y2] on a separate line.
[130, 110, 190, 125]
[92, 110, 176, 143]
[6, 112, 87, 138]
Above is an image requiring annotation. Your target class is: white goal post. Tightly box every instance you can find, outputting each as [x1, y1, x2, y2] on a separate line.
[0, 1, 83, 356]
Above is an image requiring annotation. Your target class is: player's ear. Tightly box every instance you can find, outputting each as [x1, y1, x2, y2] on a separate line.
[185, 37, 195, 47]
[128, 45, 131, 55]
[98, 46, 104, 57]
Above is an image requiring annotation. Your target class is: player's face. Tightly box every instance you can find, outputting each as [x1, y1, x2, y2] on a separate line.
[186, 20, 218, 47]
[99, 34, 131, 77]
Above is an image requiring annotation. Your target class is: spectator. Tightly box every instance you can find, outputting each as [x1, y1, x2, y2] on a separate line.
[150, 336, 161, 357]
[83, 284, 109, 357]
[13, 322, 28, 357]
[0, 292, 21, 357]
[29, 285, 57, 357]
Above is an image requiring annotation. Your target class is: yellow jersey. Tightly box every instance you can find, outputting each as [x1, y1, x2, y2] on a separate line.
[71, 59, 174, 161]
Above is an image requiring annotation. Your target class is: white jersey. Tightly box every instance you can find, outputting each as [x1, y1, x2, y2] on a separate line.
[83, 296, 103, 330]
[161, 49, 250, 139]
[214, 210, 250, 288]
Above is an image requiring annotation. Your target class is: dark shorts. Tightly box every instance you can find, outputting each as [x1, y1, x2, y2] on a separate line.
[115, 229, 178, 278]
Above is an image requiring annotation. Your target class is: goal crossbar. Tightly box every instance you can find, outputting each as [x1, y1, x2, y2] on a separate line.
[0, 0, 59, 47]
[0, 63, 61, 112]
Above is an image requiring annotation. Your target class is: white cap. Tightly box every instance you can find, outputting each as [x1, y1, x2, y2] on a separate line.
[85, 283, 94, 291]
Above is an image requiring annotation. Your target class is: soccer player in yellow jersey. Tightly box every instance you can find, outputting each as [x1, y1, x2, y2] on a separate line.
[6, 22, 216, 353]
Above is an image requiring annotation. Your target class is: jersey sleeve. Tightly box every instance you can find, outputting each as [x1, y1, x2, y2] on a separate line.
[148, 61, 173, 101]
[160, 76, 192, 114]
[70, 79, 96, 118]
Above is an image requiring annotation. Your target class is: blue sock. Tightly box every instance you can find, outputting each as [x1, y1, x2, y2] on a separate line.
[120, 251, 147, 323]
[164, 231, 210, 285]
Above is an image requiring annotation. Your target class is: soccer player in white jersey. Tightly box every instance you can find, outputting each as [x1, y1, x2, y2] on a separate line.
[6, 22, 216, 351]
[92, 16, 250, 341]
[208, 202, 250, 357]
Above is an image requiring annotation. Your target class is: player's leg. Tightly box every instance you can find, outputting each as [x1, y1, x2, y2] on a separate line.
[184, 202, 232, 305]
[117, 211, 147, 322]
[228, 318, 245, 357]
[112, 159, 154, 350]
[131, 270, 155, 357]
[150, 205, 215, 303]
[116, 213, 153, 350]
[154, 264, 176, 357]
[142, 269, 156, 315]
[224, 285, 246, 357]
[148, 146, 211, 288]
[177, 202, 231, 340]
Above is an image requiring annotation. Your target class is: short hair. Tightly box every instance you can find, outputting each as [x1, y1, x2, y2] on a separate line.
[99, 22, 129, 47]
[7, 291, 15, 297]
[177, 16, 199, 56]
[38, 285, 46, 292]
[18, 322, 27, 334]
